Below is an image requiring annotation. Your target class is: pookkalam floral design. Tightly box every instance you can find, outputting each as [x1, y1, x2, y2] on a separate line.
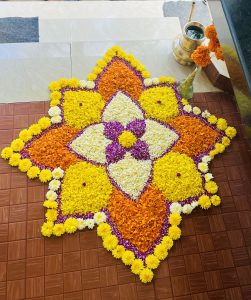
[1, 46, 237, 283]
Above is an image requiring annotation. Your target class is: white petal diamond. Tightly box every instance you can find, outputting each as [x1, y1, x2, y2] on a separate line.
[102, 91, 144, 126]
[141, 119, 179, 159]
[70, 123, 110, 164]
[108, 153, 152, 200]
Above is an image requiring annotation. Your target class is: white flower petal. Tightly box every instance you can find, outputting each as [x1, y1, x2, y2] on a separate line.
[79, 80, 87, 88]
[49, 179, 61, 191]
[191, 201, 198, 208]
[182, 204, 193, 214]
[108, 153, 152, 200]
[102, 91, 144, 126]
[70, 123, 110, 164]
[170, 202, 182, 214]
[46, 190, 57, 201]
[144, 78, 152, 87]
[51, 115, 62, 124]
[141, 120, 179, 160]
[48, 106, 61, 117]
[52, 167, 64, 179]
[77, 218, 86, 230]
[94, 212, 107, 224]
[85, 218, 95, 229]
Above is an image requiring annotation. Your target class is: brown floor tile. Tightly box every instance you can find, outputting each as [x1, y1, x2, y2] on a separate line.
[25, 276, 44, 298]
[83, 288, 101, 300]
[7, 279, 25, 300]
[63, 271, 82, 293]
[154, 277, 172, 299]
[119, 283, 138, 300]
[45, 273, 63, 296]
[45, 254, 62, 275]
[101, 285, 120, 300]
[26, 257, 44, 278]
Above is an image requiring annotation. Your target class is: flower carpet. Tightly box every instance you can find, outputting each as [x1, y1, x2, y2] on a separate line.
[1, 46, 237, 283]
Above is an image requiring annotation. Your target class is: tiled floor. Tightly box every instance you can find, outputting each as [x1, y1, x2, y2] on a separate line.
[0, 92, 251, 299]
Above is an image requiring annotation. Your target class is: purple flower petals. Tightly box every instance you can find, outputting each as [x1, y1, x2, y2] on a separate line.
[130, 140, 150, 160]
[106, 142, 126, 164]
[126, 119, 146, 138]
[104, 122, 124, 141]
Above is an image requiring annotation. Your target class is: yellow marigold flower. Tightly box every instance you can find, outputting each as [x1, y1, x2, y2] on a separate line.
[215, 143, 225, 154]
[19, 129, 32, 142]
[169, 225, 181, 240]
[208, 115, 217, 124]
[139, 268, 153, 284]
[131, 259, 144, 275]
[27, 166, 40, 179]
[97, 223, 112, 238]
[154, 243, 168, 260]
[29, 124, 41, 136]
[142, 71, 151, 79]
[211, 195, 221, 206]
[225, 126, 237, 139]
[103, 54, 112, 63]
[64, 217, 78, 234]
[145, 255, 160, 269]
[53, 224, 65, 237]
[38, 117, 51, 130]
[86, 73, 97, 81]
[39, 169, 52, 183]
[205, 181, 218, 194]
[49, 81, 60, 91]
[103, 234, 118, 251]
[216, 118, 228, 131]
[68, 78, 80, 88]
[118, 131, 137, 148]
[59, 78, 68, 88]
[50, 91, 61, 101]
[41, 221, 53, 237]
[222, 136, 231, 147]
[198, 195, 211, 209]
[11, 139, 24, 152]
[1, 147, 13, 159]
[43, 200, 58, 209]
[122, 250, 135, 266]
[209, 150, 217, 159]
[93, 66, 102, 75]
[112, 245, 125, 259]
[50, 99, 60, 107]
[46, 209, 58, 222]
[96, 59, 106, 68]
[169, 213, 182, 226]
[18, 158, 32, 172]
[9, 153, 21, 166]
[161, 236, 173, 250]
[181, 98, 188, 105]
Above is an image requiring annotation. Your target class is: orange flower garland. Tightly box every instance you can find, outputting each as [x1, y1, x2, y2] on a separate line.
[191, 45, 211, 67]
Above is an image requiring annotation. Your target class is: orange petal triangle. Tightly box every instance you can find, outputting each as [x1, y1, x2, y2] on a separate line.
[97, 58, 143, 101]
[26, 125, 80, 169]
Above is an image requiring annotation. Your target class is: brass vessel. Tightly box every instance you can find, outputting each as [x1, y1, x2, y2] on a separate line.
[173, 21, 205, 66]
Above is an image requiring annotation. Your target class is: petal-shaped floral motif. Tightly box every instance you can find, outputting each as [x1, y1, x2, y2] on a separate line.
[102, 91, 144, 126]
[69, 123, 111, 165]
[108, 153, 152, 200]
[97, 58, 144, 101]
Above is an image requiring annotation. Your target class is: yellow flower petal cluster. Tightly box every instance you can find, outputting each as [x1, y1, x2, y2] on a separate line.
[122, 250, 135, 266]
[153, 152, 203, 202]
[112, 245, 125, 259]
[64, 218, 78, 234]
[216, 118, 228, 130]
[145, 255, 160, 269]
[139, 268, 153, 283]
[97, 223, 112, 238]
[29, 124, 41, 136]
[18, 159, 32, 172]
[59, 78, 68, 88]
[169, 213, 182, 226]
[211, 195, 221, 206]
[103, 234, 118, 251]
[53, 224, 65, 237]
[139, 86, 179, 122]
[161, 236, 174, 250]
[198, 195, 211, 209]
[61, 162, 112, 215]
[19, 129, 32, 142]
[205, 181, 218, 194]
[222, 136, 231, 147]
[49, 81, 60, 91]
[154, 243, 168, 260]
[38, 117, 51, 130]
[27, 166, 40, 179]
[43, 200, 58, 209]
[11, 139, 24, 152]
[168, 225, 181, 240]
[131, 259, 144, 275]
[159, 76, 175, 84]
[215, 143, 225, 154]
[45, 209, 58, 222]
[118, 130, 137, 148]
[68, 78, 80, 88]
[208, 115, 217, 124]
[9, 153, 21, 166]
[63, 90, 105, 129]
[41, 221, 54, 237]
[39, 169, 52, 183]
[1, 147, 13, 159]
[225, 126, 237, 139]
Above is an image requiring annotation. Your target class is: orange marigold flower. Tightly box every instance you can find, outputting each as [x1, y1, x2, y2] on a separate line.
[205, 24, 217, 39]
[215, 47, 224, 61]
[191, 46, 211, 67]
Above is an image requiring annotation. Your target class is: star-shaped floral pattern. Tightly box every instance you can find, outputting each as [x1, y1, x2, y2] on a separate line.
[1, 46, 237, 283]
